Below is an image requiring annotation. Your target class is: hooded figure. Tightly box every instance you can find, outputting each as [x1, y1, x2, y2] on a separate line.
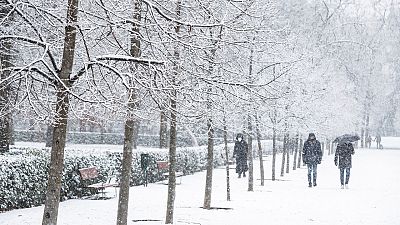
[233, 133, 248, 178]
[302, 133, 322, 187]
[334, 142, 355, 189]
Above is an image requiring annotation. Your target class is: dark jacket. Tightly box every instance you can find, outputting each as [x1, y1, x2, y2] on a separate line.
[233, 138, 248, 173]
[302, 139, 322, 165]
[233, 140, 248, 161]
[334, 142, 354, 168]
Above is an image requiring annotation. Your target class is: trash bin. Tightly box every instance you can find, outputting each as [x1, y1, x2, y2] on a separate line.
[140, 153, 150, 187]
[140, 153, 150, 170]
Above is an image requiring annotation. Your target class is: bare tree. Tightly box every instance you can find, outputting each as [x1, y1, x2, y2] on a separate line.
[42, 1, 79, 224]
[285, 133, 290, 174]
[203, 105, 214, 208]
[297, 139, 303, 168]
[247, 115, 253, 191]
[116, 1, 142, 224]
[292, 133, 299, 170]
[0, 0, 13, 153]
[160, 110, 168, 148]
[271, 109, 277, 181]
[223, 115, 230, 201]
[165, 0, 181, 223]
[256, 115, 264, 186]
[280, 132, 287, 177]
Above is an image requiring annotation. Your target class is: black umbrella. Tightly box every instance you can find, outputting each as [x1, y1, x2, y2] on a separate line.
[333, 134, 360, 143]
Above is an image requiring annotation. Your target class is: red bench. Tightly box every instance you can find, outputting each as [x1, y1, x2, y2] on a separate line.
[156, 161, 183, 184]
[78, 167, 117, 199]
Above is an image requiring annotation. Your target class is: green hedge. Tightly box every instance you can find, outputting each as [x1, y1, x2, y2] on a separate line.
[0, 145, 225, 211]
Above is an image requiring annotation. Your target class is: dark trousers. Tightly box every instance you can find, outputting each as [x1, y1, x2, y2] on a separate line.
[340, 167, 351, 185]
[307, 163, 317, 185]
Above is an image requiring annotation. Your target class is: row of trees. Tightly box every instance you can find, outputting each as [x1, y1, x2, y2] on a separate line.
[1, 0, 399, 224]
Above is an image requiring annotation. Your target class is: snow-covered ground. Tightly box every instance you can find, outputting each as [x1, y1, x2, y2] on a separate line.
[1, 144, 400, 225]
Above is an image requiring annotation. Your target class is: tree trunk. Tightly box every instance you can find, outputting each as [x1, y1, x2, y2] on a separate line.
[285, 134, 290, 174]
[280, 134, 287, 177]
[272, 126, 277, 181]
[116, 1, 141, 224]
[42, 2, 78, 224]
[360, 126, 365, 148]
[132, 119, 139, 149]
[0, 1, 13, 153]
[203, 22, 223, 209]
[365, 113, 370, 146]
[165, 88, 177, 224]
[223, 116, 230, 201]
[165, 1, 180, 222]
[45, 125, 53, 147]
[0, 115, 10, 153]
[203, 117, 214, 209]
[116, 97, 136, 225]
[293, 134, 299, 170]
[160, 110, 168, 148]
[256, 116, 264, 186]
[297, 139, 303, 168]
[9, 115, 14, 145]
[247, 115, 254, 191]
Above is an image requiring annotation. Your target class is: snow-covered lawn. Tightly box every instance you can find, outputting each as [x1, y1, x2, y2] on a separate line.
[1, 148, 400, 225]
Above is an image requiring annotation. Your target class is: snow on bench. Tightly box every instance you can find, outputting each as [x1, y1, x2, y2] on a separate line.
[78, 167, 118, 199]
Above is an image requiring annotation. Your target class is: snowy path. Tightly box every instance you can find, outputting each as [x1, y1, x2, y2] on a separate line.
[1, 149, 400, 225]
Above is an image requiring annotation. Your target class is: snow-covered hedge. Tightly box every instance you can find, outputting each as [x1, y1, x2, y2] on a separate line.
[14, 130, 219, 147]
[0, 145, 226, 211]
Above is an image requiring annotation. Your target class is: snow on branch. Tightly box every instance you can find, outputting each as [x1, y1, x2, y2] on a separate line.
[95, 55, 165, 65]
[142, 0, 223, 28]
[0, 35, 47, 47]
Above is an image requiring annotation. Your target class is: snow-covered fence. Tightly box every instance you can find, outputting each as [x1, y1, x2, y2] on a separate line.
[0, 145, 226, 211]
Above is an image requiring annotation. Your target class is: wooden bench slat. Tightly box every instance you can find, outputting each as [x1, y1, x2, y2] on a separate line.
[88, 183, 117, 189]
[79, 167, 99, 180]
[156, 161, 169, 170]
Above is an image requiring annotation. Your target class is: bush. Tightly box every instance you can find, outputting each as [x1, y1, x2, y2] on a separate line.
[14, 130, 226, 147]
[0, 144, 226, 211]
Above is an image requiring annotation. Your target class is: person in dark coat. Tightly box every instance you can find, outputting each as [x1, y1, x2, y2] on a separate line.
[334, 142, 355, 189]
[233, 133, 248, 178]
[302, 133, 322, 187]
[375, 134, 382, 149]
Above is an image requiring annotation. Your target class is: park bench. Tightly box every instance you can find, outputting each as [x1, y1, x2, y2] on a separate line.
[78, 167, 118, 199]
[156, 161, 183, 184]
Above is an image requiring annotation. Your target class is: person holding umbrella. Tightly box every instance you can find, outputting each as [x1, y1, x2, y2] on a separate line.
[302, 133, 322, 187]
[334, 141, 355, 189]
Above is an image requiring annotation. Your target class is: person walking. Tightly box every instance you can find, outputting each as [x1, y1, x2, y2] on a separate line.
[334, 141, 355, 189]
[302, 133, 322, 187]
[233, 133, 248, 178]
[365, 135, 372, 148]
[375, 134, 382, 149]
